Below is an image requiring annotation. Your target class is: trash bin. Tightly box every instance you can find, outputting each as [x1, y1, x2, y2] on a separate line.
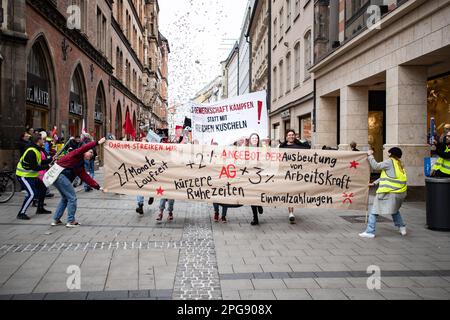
[425, 177, 450, 231]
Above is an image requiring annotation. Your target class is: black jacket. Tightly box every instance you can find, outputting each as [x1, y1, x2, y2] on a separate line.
[279, 139, 311, 149]
[20, 143, 52, 172]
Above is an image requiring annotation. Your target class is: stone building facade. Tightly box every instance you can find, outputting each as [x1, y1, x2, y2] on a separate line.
[269, 0, 314, 145]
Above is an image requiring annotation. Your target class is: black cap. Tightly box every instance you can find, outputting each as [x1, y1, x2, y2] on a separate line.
[388, 147, 403, 159]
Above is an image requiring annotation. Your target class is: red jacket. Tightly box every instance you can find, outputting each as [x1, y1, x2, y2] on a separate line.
[56, 141, 100, 189]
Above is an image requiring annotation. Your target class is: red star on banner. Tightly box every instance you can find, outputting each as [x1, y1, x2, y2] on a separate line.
[350, 161, 360, 169]
[156, 187, 165, 196]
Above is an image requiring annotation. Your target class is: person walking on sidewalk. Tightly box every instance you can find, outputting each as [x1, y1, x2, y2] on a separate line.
[279, 129, 311, 224]
[80, 133, 96, 192]
[248, 133, 264, 226]
[134, 137, 154, 215]
[136, 196, 155, 215]
[51, 137, 106, 228]
[15, 133, 52, 220]
[359, 147, 408, 238]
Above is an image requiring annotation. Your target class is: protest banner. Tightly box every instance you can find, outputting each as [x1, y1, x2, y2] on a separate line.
[191, 91, 269, 146]
[103, 141, 370, 211]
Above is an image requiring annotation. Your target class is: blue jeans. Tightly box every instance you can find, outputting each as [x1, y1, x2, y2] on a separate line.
[84, 160, 95, 191]
[159, 199, 174, 212]
[365, 206, 406, 235]
[213, 203, 228, 217]
[53, 174, 77, 223]
[137, 196, 144, 205]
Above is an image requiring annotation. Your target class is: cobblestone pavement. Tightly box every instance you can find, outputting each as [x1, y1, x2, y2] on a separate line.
[0, 169, 449, 300]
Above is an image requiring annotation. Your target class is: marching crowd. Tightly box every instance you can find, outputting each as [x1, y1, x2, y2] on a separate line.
[13, 124, 450, 238]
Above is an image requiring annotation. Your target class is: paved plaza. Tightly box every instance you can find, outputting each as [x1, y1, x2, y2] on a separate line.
[0, 169, 449, 300]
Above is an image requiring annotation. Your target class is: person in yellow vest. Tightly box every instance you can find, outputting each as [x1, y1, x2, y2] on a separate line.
[359, 147, 407, 238]
[432, 130, 450, 177]
[16, 133, 53, 220]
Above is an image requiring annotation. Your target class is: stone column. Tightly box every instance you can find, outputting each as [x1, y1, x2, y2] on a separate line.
[0, 0, 27, 169]
[386, 66, 429, 187]
[313, 96, 338, 149]
[339, 86, 369, 151]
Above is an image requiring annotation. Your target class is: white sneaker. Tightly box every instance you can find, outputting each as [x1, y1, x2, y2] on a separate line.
[399, 227, 407, 236]
[359, 232, 375, 239]
[289, 213, 296, 224]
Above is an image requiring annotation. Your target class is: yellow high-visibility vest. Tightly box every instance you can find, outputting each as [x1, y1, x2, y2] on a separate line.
[433, 157, 450, 175]
[377, 158, 407, 194]
[16, 147, 41, 178]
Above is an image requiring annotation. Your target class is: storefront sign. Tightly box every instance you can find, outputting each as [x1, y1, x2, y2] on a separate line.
[26, 86, 49, 107]
[69, 101, 83, 116]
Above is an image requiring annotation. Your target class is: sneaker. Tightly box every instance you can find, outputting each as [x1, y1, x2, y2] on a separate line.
[136, 204, 144, 215]
[399, 227, 407, 236]
[213, 212, 219, 222]
[51, 219, 63, 226]
[250, 220, 259, 226]
[148, 198, 154, 205]
[168, 212, 174, 221]
[156, 211, 163, 221]
[359, 232, 375, 239]
[17, 214, 30, 220]
[221, 216, 227, 224]
[45, 193, 55, 198]
[289, 213, 295, 224]
[36, 208, 52, 214]
[66, 221, 81, 228]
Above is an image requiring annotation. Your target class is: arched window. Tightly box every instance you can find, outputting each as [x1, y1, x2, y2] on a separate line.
[272, 66, 277, 101]
[279, 60, 284, 98]
[286, 52, 291, 94]
[95, 83, 105, 124]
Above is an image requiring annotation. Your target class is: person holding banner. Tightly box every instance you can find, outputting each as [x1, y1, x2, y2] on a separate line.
[279, 129, 311, 224]
[359, 147, 407, 238]
[15, 134, 53, 220]
[248, 133, 264, 226]
[50, 137, 106, 228]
